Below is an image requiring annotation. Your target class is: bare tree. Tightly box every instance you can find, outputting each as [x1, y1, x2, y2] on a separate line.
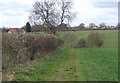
[29, 0, 75, 34]
[58, 0, 73, 25]
[30, 0, 58, 34]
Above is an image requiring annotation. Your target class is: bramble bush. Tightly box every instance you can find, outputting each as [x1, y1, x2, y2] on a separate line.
[2, 33, 64, 69]
[2, 34, 24, 69]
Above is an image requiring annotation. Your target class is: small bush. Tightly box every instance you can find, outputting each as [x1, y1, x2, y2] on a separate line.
[76, 38, 87, 48]
[87, 32, 104, 47]
[63, 33, 77, 47]
[56, 38, 64, 48]
[41, 34, 57, 52]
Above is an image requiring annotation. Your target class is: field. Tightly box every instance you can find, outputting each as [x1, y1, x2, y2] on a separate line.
[3, 30, 118, 81]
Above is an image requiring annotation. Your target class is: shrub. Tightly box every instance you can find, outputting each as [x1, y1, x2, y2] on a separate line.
[41, 34, 57, 52]
[22, 34, 36, 60]
[63, 33, 77, 47]
[21, 34, 59, 60]
[56, 38, 64, 48]
[87, 32, 104, 47]
[2, 34, 24, 69]
[2, 33, 63, 69]
[76, 38, 87, 48]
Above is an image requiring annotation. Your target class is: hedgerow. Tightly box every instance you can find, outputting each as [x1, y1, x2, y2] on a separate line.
[2, 33, 64, 69]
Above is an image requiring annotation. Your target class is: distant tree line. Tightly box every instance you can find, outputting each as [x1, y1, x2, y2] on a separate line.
[2, 22, 118, 33]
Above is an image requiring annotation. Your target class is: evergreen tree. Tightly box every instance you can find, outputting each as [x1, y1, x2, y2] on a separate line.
[26, 22, 31, 32]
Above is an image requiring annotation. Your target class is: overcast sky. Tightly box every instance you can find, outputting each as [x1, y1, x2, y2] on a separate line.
[0, 0, 119, 28]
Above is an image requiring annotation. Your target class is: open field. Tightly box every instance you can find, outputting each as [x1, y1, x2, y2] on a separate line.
[3, 30, 118, 81]
[36, 30, 118, 48]
[57, 30, 118, 48]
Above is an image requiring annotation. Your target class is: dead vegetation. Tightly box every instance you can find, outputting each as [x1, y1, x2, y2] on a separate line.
[2, 33, 64, 70]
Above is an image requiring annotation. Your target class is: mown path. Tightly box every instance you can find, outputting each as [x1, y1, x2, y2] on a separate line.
[53, 48, 82, 81]
[3, 48, 118, 81]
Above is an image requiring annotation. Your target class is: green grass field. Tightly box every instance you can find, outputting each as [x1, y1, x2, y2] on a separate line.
[3, 30, 118, 81]
[57, 30, 118, 48]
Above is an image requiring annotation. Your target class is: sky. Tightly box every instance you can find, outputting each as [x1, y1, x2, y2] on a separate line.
[0, 0, 119, 28]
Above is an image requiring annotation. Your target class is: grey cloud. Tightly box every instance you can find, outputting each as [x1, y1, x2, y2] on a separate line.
[93, 2, 118, 8]
[0, 1, 32, 17]
[0, 1, 32, 27]
[0, 1, 32, 12]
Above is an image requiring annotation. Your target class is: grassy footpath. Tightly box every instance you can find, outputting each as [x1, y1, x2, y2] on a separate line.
[3, 48, 118, 81]
[3, 48, 72, 81]
[54, 48, 118, 81]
